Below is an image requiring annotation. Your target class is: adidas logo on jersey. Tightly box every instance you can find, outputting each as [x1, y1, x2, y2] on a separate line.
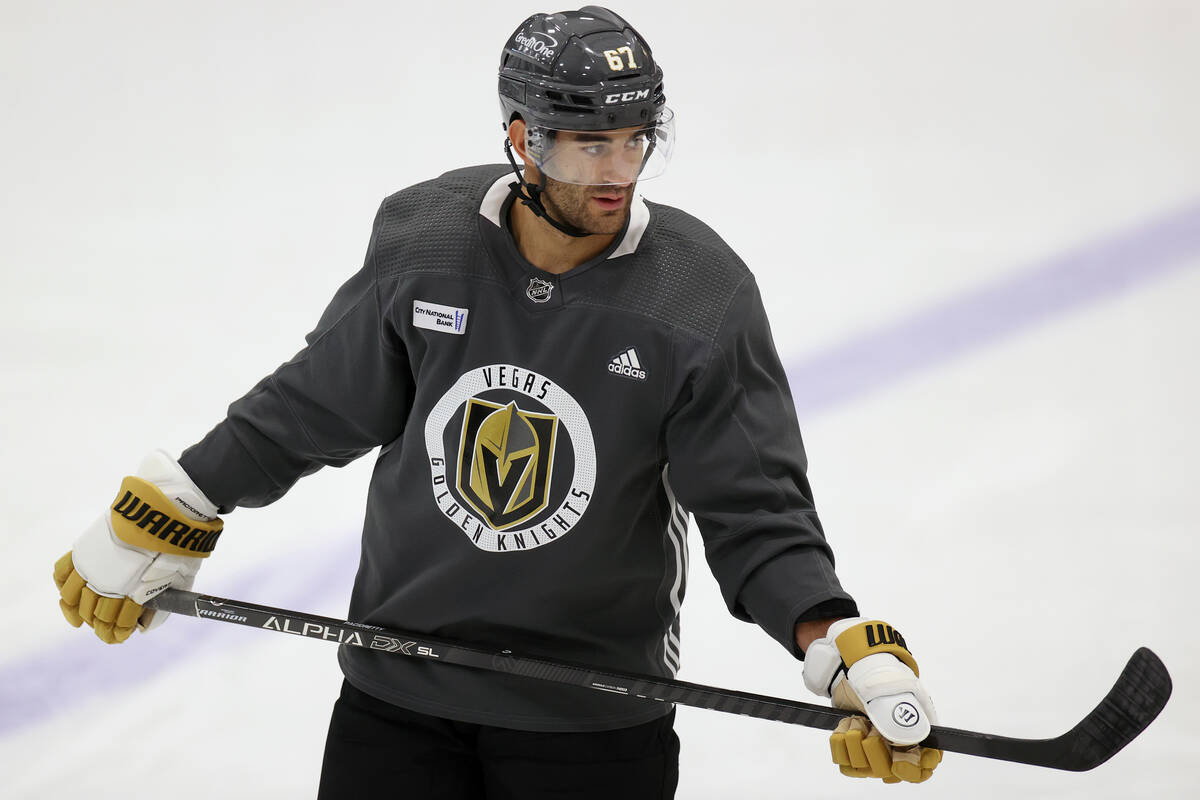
[608, 347, 647, 381]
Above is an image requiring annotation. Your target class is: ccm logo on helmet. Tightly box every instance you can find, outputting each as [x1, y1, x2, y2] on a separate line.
[605, 89, 650, 104]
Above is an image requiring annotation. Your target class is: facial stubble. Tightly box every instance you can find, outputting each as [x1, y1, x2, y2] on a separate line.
[540, 177, 632, 236]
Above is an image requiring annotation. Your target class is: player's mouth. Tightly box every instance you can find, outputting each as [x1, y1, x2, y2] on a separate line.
[591, 191, 628, 211]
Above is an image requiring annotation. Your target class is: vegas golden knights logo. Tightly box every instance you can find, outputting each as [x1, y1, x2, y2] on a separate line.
[457, 398, 558, 530]
[426, 364, 595, 552]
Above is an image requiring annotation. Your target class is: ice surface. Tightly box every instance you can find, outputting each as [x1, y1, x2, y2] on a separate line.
[2, 2, 1196, 797]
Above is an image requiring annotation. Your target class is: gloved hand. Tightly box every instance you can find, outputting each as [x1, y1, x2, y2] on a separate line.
[802, 617, 943, 783]
[54, 450, 223, 643]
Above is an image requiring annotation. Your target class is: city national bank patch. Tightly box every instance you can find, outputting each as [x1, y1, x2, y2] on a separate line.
[413, 300, 469, 335]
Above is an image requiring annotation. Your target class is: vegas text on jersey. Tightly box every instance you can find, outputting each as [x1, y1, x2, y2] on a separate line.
[424, 363, 596, 552]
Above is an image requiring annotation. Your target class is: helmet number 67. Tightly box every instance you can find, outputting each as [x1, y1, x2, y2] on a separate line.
[604, 46, 639, 71]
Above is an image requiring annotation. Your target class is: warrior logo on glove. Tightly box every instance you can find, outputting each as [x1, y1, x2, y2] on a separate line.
[110, 477, 222, 555]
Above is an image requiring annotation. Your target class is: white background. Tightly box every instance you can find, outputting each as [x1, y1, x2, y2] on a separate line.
[2, 1, 1197, 797]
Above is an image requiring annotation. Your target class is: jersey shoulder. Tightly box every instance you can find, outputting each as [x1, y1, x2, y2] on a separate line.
[373, 164, 510, 281]
[578, 200, 752, 341]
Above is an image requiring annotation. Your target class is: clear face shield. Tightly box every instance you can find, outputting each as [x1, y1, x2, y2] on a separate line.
[525, 107, 676, 187]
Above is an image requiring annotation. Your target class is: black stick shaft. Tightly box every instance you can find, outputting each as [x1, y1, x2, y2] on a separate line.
[148, 589, 1170, 771]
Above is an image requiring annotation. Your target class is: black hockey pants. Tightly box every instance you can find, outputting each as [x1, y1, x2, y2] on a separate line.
[318, 680, 680, 799]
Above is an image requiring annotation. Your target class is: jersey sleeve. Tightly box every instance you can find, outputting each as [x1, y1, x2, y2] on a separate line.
[179, 203, 413, 511]
[664, 276, 858, 657]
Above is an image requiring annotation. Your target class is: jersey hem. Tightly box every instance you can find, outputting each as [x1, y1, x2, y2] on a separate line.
[338, 649, 675, 733]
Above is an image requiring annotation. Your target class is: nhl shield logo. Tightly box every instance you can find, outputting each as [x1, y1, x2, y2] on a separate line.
[526, 277, 554, 303]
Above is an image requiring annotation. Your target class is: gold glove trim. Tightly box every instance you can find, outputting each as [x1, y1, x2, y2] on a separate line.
[830, 716, 943, 784]
[834, 620, 920, 677]
[110, 476, 223, 557]
[54, 551, 142, 644]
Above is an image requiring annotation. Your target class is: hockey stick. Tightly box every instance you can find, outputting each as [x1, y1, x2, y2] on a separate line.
[148, 588, 1171, 771]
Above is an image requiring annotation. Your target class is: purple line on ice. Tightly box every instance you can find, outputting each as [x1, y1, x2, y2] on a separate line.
[3, 198, 1199, 738]
[787, 200, 1200, 417]
[0, 534, 359, 739]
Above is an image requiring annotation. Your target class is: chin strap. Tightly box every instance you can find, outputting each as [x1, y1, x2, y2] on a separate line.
[504, 139, 592, 239]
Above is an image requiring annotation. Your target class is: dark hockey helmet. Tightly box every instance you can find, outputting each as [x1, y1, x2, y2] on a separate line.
[498, 6, 667, 132]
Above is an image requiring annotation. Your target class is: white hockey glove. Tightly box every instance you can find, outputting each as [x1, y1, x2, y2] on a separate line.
[802, 618, 943, 783]
[54, 450, 223, 643]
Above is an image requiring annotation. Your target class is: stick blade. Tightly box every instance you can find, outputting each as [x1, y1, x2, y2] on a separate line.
[925, 647, 1172, 770]
[1058, 646, 1172, 771]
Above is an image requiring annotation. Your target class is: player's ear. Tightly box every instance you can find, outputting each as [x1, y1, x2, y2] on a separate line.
[508, 118, 532, 166]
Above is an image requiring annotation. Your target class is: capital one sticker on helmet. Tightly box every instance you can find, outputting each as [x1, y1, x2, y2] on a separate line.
[425, 364, 596, 552]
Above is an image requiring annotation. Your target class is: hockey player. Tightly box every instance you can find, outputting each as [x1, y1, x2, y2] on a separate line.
[53, 6, 941, 796]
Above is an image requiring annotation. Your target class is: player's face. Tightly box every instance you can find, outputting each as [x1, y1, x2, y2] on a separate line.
[536, 126, 644, 235]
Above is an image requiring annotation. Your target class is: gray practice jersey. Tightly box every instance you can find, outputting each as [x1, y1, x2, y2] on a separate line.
[180, 165, 857, 732]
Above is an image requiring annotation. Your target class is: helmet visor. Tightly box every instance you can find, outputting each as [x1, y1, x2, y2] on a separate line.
[526, 107, 675, 186]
